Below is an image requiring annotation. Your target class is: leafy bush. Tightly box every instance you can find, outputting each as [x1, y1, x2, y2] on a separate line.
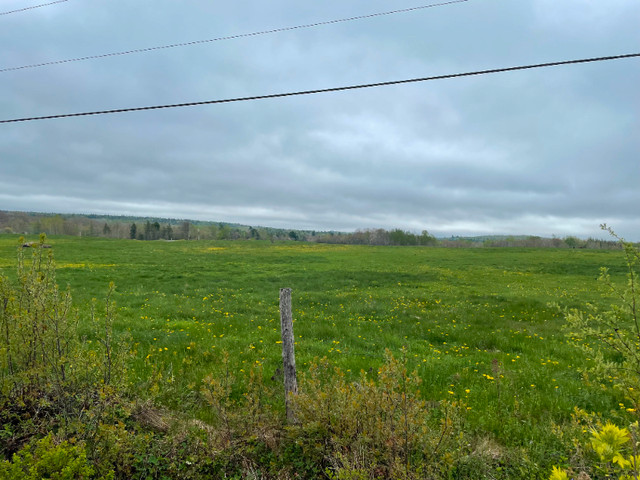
[562, 227, 640, 410]
[550, 421, 640, 479]
[292, 350, 467, 479]
[0, 235, 77, 400]
[551, 226, 640, 479]
[199, 349, 472, 479]
[201, 351, 278, 447]
[0, 434, 109, 480]
[0, 236, 131, 458]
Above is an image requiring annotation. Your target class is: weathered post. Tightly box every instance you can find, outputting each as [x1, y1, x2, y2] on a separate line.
[279, 287, 298, 423]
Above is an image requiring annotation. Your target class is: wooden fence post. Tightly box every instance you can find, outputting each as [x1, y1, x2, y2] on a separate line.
[279, 287, 298, 423]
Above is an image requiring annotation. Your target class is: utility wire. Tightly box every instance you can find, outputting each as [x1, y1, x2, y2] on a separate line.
[1, 53, 638, 124]
[1, 0, 468, 73]
[1, 0, 68, 16]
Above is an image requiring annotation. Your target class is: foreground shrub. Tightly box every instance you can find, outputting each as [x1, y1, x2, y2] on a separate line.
[199, 349, 475, 479]
[201, 351, 277, 447]
[0, 236, 131, 457]
[0, 434, 107, 480]
[291, 350, 467, 479]
[0, 235, 77, 403]
[551, 226, 640, 479]
[550, 421, 640, 479]
[563, 226, 640, 412]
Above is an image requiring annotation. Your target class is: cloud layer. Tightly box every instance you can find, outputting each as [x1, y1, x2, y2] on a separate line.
[1, 0, 639, 238]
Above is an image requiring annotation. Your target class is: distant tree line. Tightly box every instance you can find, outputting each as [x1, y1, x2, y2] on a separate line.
[127, 220, 305, 242]
[0, 210, 626, 249]
[317, 231, 623, 249]
[480, 235, 621, 249]
[0, 211, 314, 242]
[0, 211, 132, 238]
[316, 229, 437, 246]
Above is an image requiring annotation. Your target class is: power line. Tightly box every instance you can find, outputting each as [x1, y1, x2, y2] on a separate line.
[1, 0, 468, 73]
[1, 53, 638, 124]
[1, 0, 68, 16]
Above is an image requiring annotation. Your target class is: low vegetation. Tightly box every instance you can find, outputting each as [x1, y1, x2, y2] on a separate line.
[0, 230, 638, 478]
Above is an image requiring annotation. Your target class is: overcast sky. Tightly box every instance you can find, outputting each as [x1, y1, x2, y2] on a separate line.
[1, 0, 639, 239]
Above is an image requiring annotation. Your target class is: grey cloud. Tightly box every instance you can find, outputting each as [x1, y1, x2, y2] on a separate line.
[1, 0, 639, 239]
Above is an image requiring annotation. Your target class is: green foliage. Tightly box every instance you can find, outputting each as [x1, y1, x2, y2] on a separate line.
[550, 421, 640, 480]
[0, 237, 129, 392]
[550, 227, 640, 479]
[0, 434, 107, 480]
[292, 350, 466, 479]
[0, 235, 77, 412]
[198, 349, 474, 479]
[548, 465, 569, 480]
[317, 228, 437, 246]
[0, 236, 132, 458]
[563, 227, 640, 410]
[200, 351, 276, 447]
[591, 422, 631, 463]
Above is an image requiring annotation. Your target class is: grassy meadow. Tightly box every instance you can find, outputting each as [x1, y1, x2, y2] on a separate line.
[0, 234, 634, 477]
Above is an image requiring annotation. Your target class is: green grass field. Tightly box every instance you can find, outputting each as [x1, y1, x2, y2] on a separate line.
[0, 234, 633, 475]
